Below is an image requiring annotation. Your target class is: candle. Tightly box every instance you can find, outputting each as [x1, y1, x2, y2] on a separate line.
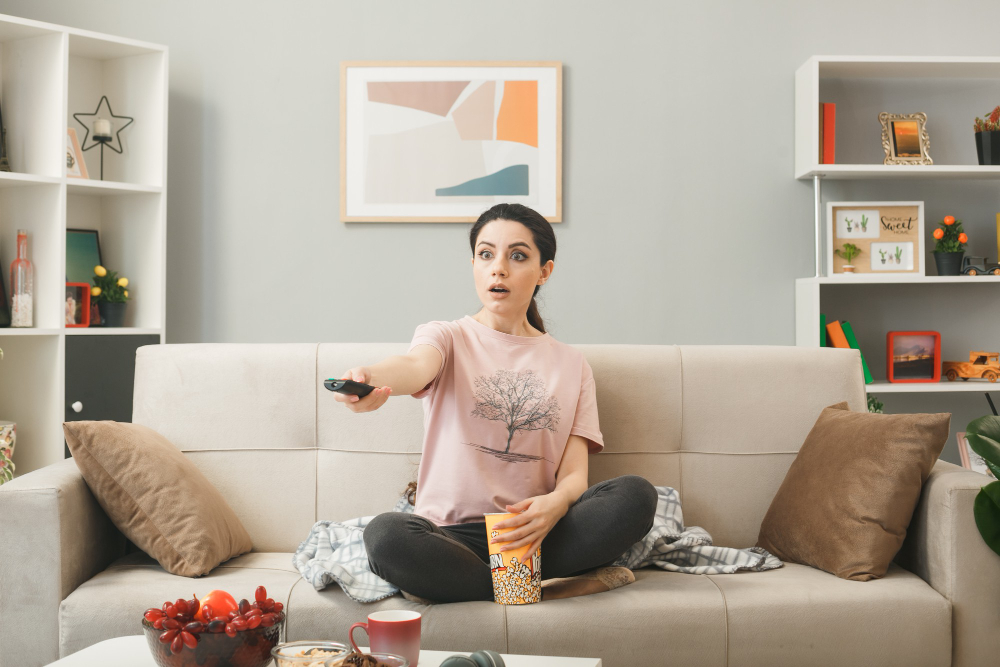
[93, 118, 112, 138]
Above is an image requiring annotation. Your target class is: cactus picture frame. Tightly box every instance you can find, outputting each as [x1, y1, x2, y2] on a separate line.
[827, 201, 924, 276]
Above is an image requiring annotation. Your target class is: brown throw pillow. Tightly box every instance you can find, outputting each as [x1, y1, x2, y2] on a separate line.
[64, 421, 252, 577]
[756, 401, 949, 581]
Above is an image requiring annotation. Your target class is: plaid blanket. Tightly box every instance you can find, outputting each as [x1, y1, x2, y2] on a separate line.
[293, 486, 782, 603]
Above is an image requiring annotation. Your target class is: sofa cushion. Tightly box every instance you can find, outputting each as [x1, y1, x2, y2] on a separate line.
[63, 421, 253, 577]
[59, 552, 300, 658]
[755, 401, 949, 580]
[707, 562, 951, 666]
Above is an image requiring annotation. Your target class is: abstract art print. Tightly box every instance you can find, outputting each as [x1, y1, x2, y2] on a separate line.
[341, 61, 562, 222]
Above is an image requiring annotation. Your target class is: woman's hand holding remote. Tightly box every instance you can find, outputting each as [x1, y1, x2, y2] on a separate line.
[335, 366, 392, 412]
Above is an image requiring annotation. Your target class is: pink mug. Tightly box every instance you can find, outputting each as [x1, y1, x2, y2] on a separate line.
[349, 610, 422, 665]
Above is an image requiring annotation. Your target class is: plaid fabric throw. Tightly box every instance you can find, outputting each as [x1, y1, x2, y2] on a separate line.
[293, 486, 782, 603]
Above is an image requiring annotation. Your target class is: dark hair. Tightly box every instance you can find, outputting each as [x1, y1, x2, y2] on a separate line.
[469, 203, 556, 334]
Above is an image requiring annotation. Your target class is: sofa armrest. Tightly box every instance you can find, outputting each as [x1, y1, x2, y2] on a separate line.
[895, 459, 1000, 667]
[0, 458, 126, 666]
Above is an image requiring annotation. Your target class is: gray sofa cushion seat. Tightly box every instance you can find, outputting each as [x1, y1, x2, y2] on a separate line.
[62, 548, 950, 667]
[708, 562, 951, 666]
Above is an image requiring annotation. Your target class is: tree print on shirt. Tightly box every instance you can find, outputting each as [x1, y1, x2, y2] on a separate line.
[466, 369, 560, 463]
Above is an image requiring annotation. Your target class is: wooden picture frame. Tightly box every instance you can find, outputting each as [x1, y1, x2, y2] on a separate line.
[827, 201, 924, 276]
[66, 128, 88, 179]
[340, 61, 562, 223]
[65, 282, 90, 328]
[957, 431, 998, 478]
[886, 331, 941, 383]
[879, 112, 933, 165]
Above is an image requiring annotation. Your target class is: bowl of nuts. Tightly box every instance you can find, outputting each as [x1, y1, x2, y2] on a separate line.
[141, 585, 285, 667]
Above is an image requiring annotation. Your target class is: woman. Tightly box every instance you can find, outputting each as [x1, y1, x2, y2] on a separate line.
[333, 203, 657, 603]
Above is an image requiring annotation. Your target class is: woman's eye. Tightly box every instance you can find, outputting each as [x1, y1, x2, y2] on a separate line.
[513, 252, 526, 261]
[480, 250, 492, 259]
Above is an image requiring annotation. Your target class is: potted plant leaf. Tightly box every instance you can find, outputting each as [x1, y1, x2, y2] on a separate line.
[931, 215, 968, 276]
[835, 243, 862, 273]
[973, 105, 1000, 165]
[90, 265, 131, 327]
[965, 416, 1000, 558]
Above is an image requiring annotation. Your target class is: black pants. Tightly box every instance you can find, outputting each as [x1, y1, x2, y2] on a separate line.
[364, 475, 658, 603]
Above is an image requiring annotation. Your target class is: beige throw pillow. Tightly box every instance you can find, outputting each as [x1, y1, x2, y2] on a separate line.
[64, 421, 252, 577]
[756, 401, 949, 581]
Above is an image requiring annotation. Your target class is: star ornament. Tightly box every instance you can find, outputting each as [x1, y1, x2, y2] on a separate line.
[73, 95, 134, 154]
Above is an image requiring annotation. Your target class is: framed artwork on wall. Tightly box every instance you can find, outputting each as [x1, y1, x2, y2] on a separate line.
[340, 61, 562, 223]
[827, 201, 925, 276]
[886, 331, 941, 383]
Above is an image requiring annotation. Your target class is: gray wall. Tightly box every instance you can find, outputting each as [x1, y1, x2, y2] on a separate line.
[5, 0, 1000, 465]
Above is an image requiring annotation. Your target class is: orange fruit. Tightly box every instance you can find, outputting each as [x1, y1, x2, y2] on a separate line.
[943, 216, 955, 226]
[933, 228, 944, 240]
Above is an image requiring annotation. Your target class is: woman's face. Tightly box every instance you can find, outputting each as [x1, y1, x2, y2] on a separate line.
[472, 219, 553, 319]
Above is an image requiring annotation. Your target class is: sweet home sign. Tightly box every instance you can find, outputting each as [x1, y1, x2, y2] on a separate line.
[827, 201, 925, 276]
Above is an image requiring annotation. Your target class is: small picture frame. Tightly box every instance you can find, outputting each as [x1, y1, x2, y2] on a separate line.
[65, 282, 90, 328]
[827, 201, 925, 276]
[66, 128, 88, 179]
[957, 431, 997, 479]
[879, 112, 933, 165]
[886, 331, 941, 383]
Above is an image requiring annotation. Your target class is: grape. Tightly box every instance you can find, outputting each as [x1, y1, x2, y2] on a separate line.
[238, 598, 251, 615]
[273, 602, 284, 613]
[144, 609, 164, 623]
[153, 617, 166, 630]
[246, 615, 261, 629]
[231, 617, 247, 631]
[255, 586, 267, 603]
[183, 621, 204, 634]
[208, 620, 226, 633]
[174, 599, 189, 615]
[225, 623, 236, 638]
[159, 629, 178, 644]
[164, 605, 177, 619]
[170, 635, 183, 654]
[162, 619, 180, 631]
[181, 630, 198, 649]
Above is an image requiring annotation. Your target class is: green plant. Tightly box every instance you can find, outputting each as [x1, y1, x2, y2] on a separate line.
[835, 243, 862, 265]
[965, 415, 1000, 558]
[932, 216, 968, 253]
[973, 106, 1000, 133]
[860, 214, 868, 232]
[894, 246, 902, 262]
[91, 265, 131, 304]
[867, 395, 884, 414]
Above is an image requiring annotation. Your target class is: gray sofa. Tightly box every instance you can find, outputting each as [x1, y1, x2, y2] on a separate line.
[2, 343, 999, 667]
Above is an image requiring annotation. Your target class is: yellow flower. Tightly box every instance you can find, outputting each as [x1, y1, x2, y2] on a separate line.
[94, 265, 107, 277]
[91, 286, 102, 297]
[117, 277, 129, 288]
[123, 290, 129, 298]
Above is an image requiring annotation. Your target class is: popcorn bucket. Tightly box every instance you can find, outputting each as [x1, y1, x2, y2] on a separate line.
[484, 512, 541, 605]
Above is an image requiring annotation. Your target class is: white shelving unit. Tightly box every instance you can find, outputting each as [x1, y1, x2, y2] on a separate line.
[0, 13, 168, 476]
[793, 56, 1000, 395]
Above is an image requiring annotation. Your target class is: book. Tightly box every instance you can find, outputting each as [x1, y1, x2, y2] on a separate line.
[820, 313, 826, 346]
[821, 103, 836, 164]
[825, 319, 849, 349]
[840, 320, 874, 384]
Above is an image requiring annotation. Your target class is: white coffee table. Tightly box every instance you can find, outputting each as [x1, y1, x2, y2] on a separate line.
[46, 635, 602, 666]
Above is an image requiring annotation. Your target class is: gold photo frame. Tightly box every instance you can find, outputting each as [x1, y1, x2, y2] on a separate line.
[879, 112, 932, 165]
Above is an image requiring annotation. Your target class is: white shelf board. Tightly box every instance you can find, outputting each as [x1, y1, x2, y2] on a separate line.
[66, 179, 162, 196]
[797, 164, 1000, 181]
[64, 327, 161, 336]
[0, 172, 61, 188]
[800, 275, 1000, 285]
[0, 328, 61, 336]
[813, 55, 1000, 79]
[866, 380, 1000, 393]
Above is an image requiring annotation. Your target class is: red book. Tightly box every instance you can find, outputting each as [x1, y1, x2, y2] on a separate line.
[822, 103, 836, 164]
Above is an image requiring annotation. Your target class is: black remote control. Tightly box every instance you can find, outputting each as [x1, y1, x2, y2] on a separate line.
[324, 378, 376, 398]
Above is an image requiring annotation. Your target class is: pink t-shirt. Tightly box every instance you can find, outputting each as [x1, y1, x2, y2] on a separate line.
[407, 315, 605, 526]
